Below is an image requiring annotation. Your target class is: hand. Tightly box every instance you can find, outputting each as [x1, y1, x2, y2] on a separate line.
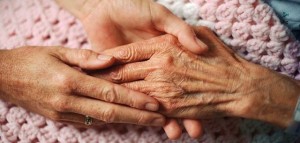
[55, 0, 205, 139]
[91, 26, 300, 128]
[56, 0, 207, 53]
[0, 47, 165, 127]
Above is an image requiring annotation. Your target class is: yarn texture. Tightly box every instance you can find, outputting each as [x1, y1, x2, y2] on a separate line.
[0, 0, 299, 142]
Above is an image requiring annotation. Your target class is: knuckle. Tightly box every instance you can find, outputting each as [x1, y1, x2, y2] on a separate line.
[101, 86, 117, 103]
[99, 107, 116, 123]
[136, 114, 151, 125]
[53, 73, 73, 91]
[53, 96, 70, 112]
[78, 49, 94, 62]
[154, 56, 173, 69]
[126, 90, 138, 108]
[109, 70, 123, 83]
[161, 100, 178, 114]
[151, 88, 184, 113]
[116, 48, 133, 62]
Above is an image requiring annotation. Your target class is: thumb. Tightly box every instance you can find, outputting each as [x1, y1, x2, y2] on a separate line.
[151, 4, 208, 54]
[52, 47, 115, 70]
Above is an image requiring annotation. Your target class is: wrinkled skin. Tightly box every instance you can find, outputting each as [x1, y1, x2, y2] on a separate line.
[56, 0, 207, 139]
[91, 27, 300, 128]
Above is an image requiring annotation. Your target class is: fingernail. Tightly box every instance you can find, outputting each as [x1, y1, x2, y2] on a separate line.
[195, 37, 207, 50]
[153, 118, 165, 126]
[98, 55, 113, 61]
[145, 103, 159, 111]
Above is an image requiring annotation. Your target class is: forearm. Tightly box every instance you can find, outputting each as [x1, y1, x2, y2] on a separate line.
[242, 65, 300, 128]
[0, 49, 10, 101]
[55, 0, 101, 20]
[265, 77, 300, 128]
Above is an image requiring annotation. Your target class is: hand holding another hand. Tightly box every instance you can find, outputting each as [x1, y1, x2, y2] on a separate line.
[0, 47, 165, 127]
[59, 0, 207, 138]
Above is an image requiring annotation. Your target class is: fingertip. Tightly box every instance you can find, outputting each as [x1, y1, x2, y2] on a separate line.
[183, 120, 203, 139]
[194, 37, 208, 53]
[177, 28, 208, 55]
[127, 89, 159, 111]
[163, 119, 182, 140]
[95, 54, 115, 68]
[57, 48, 116, 70]
[145, 101, 159, 111]
[146, 98, 161, 111]
[97, 54, 114, 61]
[78, 54, 116, 70]
[147, 6, 208, 54]
[188, 127, 203, 139]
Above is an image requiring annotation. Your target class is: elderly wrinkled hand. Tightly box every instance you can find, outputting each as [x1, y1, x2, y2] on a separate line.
[90, 26, 300, 128]
[56, 0, 206, 139]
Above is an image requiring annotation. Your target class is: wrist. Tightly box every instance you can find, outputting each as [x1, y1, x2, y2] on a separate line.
[55, 0, 101, 20]
[245, 64, 300, 127]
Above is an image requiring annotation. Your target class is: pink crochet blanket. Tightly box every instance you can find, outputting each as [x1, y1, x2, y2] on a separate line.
[0, 0, 299, 142]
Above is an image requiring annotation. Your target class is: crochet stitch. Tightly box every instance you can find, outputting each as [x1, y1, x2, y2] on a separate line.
[170, 0, 300, 78]
[0, 0, 299, 142]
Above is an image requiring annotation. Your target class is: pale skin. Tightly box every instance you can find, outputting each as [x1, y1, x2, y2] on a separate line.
[92, 26, 300, 129]
[55, 0, 208, 139]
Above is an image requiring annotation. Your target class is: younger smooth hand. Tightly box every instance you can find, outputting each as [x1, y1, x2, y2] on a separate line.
[0, 47, 165, 127]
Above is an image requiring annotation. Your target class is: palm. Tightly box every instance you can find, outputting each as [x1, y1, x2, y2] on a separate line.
[82, 0, 163, 52]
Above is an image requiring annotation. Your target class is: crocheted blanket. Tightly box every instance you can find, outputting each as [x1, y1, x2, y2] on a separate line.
[0, 0, 299, 142]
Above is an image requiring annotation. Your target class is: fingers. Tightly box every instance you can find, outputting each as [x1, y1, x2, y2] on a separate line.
[183, 119, 203, 139]
[74, 75, 159, 111]
[163, 119, 182, 140]
[150, 4, 208, 54]
[60, 95, 166, 126]
[122, 81, 232, 118]
[52, 47, 115, 70]
[121, 81, 155, 95]
[163, 119, 203, 140]
[57, 112, 105, 126]
[122, 81, 180, 97]
[91, 61, 152, 83]
[102, 41, 158, 63]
